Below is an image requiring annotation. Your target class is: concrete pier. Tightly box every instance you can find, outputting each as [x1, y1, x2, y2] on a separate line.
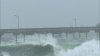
[0, 27, 99, 44]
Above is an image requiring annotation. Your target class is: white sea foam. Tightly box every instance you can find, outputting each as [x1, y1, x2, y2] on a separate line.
[1, 51, 10, 56]
[57, 39, 100, 56]
[1, 33, 100, 56]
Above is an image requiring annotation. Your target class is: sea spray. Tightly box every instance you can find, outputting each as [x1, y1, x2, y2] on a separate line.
[0, 33, 100, 56]
[0, 33, 57, 56]
[57, 39, 100, 56]
[0, 51, 11, 56]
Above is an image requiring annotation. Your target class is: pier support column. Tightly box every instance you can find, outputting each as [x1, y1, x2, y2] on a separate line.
[13, 33, 19, 44]
[79, 32, 81, 39]
[73, 33, 75, 39]
[65, 33, 68, 40]
[23, 34, 26, 42]
[37, 33, 41, 44]
[52, 33, 54, 37]
[52, 33, 55, 38]
[0, 34, 2, 45]
[86, 32, 88, 39]
[15, 35, 18, 44]
[99, 32, 100, 40]
[0, 34, 3, 45]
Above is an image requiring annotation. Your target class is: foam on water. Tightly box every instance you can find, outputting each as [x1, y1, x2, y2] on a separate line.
[1, 33, 57, 47]
[57, 39, 100, 56]
[0, 33, 57, 56]
[0, 33, 100, 56]
[1, 51, 10, 56]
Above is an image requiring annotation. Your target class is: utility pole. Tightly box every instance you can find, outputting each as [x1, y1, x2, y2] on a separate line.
[0, 0, 1, 29]
[99, 0, 100, 23]
[74, 17, 77, 27]
[14, 15, 19, 29]
[0, 0, 1, 45]
[13, 15, 19, 44]
[18, 16, 19, 29]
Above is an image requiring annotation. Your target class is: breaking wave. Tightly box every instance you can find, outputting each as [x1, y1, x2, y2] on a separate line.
[0, 44, 55, 56]
[0, 33, 100, 56]
[57, 39, 100, 56]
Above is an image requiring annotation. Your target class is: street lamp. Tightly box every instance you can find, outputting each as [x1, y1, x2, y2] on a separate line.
[14, 15, 19, 29]
[0, 0, 1, 29]
[74, 17, 77, 27]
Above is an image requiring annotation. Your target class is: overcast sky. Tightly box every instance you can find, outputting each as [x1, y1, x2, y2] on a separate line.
[1, 0, 99, 29]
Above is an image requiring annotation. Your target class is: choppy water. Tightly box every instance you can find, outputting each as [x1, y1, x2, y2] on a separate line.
[0, 33, 100, 56]
[56, 39, 100, 56]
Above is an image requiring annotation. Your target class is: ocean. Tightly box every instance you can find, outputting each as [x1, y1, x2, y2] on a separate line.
[0, 31, 100, 56]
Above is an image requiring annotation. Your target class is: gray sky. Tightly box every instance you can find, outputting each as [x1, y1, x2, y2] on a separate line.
[1, 0, 99, 29]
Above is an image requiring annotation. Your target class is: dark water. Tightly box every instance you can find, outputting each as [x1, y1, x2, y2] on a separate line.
[0, 44, 55, 56]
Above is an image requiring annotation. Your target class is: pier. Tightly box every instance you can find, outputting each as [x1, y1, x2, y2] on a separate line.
[0, 27, 100, 44]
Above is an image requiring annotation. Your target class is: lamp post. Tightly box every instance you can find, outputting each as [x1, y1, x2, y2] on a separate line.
[0, 0, 1, 44]
[13, 15, 19, 44]
[14, 15, 19, 29]
[99, 0, 100, 23]
[74, 17, 77, 27]
[0, 0, 1, 29]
